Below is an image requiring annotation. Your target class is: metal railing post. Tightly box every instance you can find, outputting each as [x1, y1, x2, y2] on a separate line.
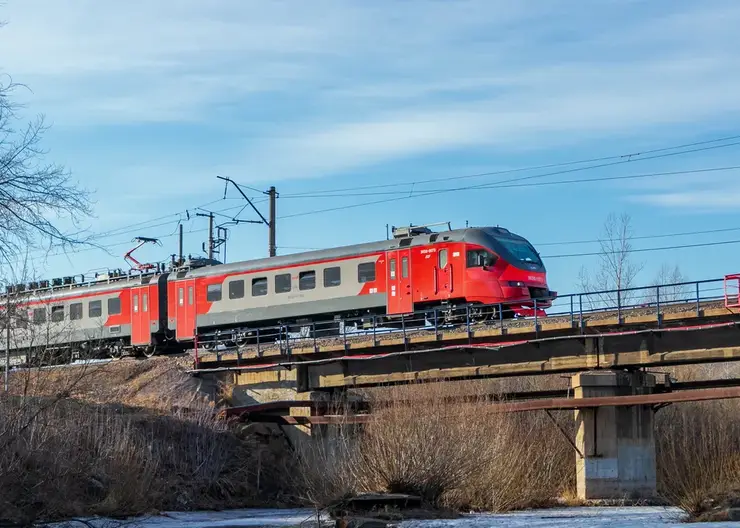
[579, 294, 584, 334]
[312, 322, 317, 353]
[256, 327, 261, 357]
[466, 304, 471, 343]
[401, 314, 407, 349]
[534, 299, 539, 338]
[656, 286, 661, 327]
[343, 319, 348, 351]
[617, 289, 622, 323]
[372, 315, 377, 346]
[499, 303, 504, 331]
[570, 295, 574, 328]
[433, 309, 439, 339]
[696, 282, 701, 316]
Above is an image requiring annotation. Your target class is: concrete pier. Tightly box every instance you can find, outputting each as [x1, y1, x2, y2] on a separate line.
[573, 370, 660, 500]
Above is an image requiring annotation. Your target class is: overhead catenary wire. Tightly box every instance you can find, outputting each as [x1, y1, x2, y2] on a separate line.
[543, 238, 740, 259]
[11, 134, 740, 268]
[277, 165, 740, 199]
[273, 133, 740, 197]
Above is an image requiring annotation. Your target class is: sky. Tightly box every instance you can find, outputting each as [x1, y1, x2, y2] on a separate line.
[1, 0, 740, 298]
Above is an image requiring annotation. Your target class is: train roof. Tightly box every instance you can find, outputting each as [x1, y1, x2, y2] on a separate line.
[176, 226, 529, 279]
[2, 272, 165, 302]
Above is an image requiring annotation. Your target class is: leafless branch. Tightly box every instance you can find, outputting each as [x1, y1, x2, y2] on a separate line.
[0, 76, 94, 273]
[578, 213, 644, 309]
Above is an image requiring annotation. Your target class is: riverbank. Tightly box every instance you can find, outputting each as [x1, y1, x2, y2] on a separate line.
[1, 360, 739, 525]
[45, 506, 733, 528]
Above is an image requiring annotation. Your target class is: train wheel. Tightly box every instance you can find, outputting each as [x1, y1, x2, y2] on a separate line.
[108, 343, 123, 359]
[142, 345, 158, 358]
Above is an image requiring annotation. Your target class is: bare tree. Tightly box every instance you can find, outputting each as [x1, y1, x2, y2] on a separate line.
[0, 76, 93, 271]
[645, 263, 690, 304]
[578, 213, 644, 309]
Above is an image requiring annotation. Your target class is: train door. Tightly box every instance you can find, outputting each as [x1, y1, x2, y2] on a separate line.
[387, 249, 413, 314]
[131, 285, 151, 346]
[436, 247, 452, 299]
[175, 279, 197, 340]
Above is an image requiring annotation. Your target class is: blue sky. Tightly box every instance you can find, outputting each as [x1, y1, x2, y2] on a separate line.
[2, 0, 740, 296]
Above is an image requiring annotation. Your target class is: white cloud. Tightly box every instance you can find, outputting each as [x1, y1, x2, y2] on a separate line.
[2, 0, 740, 188]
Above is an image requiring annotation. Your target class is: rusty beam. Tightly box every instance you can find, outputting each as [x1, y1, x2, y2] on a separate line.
[243, 386, 740, 425]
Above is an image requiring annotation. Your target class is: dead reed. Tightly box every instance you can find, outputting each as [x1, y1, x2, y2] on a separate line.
[296, 381, 574, 512]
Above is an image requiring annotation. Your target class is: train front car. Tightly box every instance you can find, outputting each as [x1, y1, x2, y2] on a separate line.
[463, 227, 556, 317]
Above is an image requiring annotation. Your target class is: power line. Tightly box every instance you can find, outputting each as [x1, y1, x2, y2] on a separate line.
[277, 134, 740, 196]
[537, 226, 740, 247]
[544, 238, 740, 259]
[277, 165, 740, 199]
[278, 162, 740, 220]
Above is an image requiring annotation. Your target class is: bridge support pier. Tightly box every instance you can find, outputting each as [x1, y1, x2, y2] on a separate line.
[573, 370, 659, 501]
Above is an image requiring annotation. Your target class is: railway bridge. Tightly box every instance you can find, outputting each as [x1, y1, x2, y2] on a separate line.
[191, 276, 740, 501]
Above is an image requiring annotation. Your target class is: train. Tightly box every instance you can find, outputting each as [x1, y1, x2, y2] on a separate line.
[0, 224, 556, 363]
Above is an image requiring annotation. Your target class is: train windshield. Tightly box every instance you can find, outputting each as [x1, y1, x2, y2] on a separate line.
[496, 237, 542, 265]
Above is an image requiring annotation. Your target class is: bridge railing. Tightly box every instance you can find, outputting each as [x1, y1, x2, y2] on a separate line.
[195, 276, 736, 361]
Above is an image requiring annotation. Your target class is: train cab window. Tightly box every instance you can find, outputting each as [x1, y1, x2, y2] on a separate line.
[143, 294, 148, 313]
[51, 305, 64, 322]
[33, 308, 46, 324]
[89, 300, 102, 318]
[358, 262, 376, 283]
[389, 259, 396, 280]
[275, 273, 291, 294]
[252, 277, 268, 297]
[402, 257, 409, 279]
[133, 294, 139, 313]
[207, 284, 222, 302]
[70, 302, 83, 321]
[229, 280, 245, 299]
[438, 249, 448, 269]
[324, 267, 341, 287]
[466, 249, 497, 268]
[188, 286, 194, 305]
[299, 271, 316, 291]
[178, 287, 184, 307]
[108, 297, 121, 315]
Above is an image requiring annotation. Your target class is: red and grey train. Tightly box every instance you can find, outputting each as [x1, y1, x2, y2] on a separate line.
[0, 225, 556, 361]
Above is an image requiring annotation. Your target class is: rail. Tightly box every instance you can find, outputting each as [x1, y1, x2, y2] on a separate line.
[195, 276, 738, 362]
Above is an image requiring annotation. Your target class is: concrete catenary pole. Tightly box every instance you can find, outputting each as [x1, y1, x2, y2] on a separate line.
[268, 186, 277, 257]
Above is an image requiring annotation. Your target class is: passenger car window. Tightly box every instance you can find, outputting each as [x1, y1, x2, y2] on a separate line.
[252, 277, 268, 296]
[299, 271, 316, 291]
[70, 303, 83, 321]
[108, 298, 121, 315]
[33, 308, 46, 324]
[207, 284, 222, 302]
[358, 262, 376, 283]
[402, 257, 409, 278]
[324, 267, 341, 287]
[275, 273, 291, 293]
[89, 300, 102, 318]
[389, 259, 396, 280]
[51, 305, 64, 322]
[229, 280, 245, 299]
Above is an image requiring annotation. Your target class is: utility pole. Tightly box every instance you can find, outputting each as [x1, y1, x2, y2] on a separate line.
[196, 212, 215, 260]
[217, 176, 277, 258]
[178, 223, 184, 265]
[268, 186, 277, 257]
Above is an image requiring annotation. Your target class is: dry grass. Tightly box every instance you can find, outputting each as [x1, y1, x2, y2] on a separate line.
[654, 365, 740, 516]
[296, 381, 573, 512]
[0, 359, 294, 525]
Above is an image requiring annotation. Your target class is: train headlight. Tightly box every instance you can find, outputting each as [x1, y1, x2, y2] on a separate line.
[507, 281, 526, 288]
